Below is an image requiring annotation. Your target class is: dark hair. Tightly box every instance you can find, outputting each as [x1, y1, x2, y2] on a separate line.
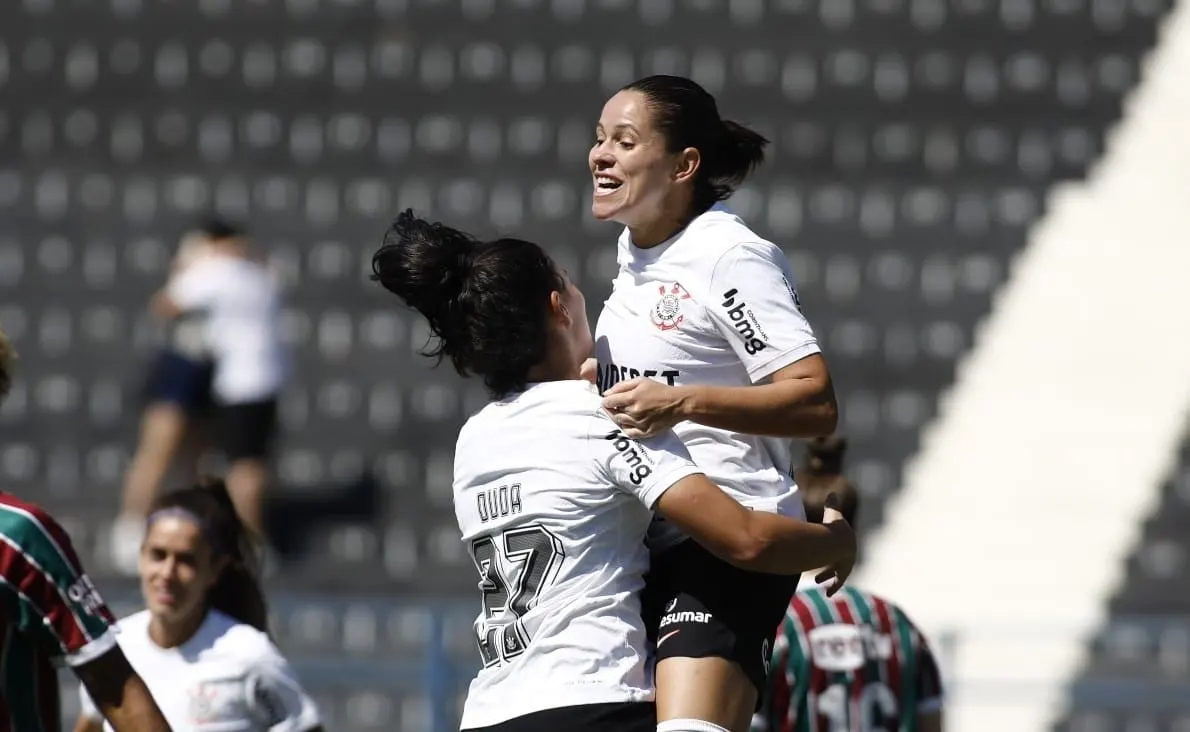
[148, 477, 269, 633]
[371, 209, 564, 397]
[196, 216, 243, 241]
[0, 327, 14, 405]
[622, 74, 768, 214]
[797, 436, 860, 525]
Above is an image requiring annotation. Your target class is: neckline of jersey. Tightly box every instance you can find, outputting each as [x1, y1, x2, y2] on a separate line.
[625, 202, 732, 261]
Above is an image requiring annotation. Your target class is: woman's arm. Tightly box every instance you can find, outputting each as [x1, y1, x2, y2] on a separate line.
[654, 473, 854, 580]
[675, 354, 837, 437]
[602, 355, 837, 439]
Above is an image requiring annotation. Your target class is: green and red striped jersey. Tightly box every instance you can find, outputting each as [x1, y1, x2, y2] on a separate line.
[0, 493, 117, 732]
[754, 585, 944, 732]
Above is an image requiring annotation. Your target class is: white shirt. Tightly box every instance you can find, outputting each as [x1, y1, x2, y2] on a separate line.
[169, 255, 288, 403]
[79, 610, 320, 732]
[594, 204, 819, 550]
[453, 380, 703, 728]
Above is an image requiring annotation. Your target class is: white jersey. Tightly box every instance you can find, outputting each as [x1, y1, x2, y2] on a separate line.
[79, 610, 320, 732]
[168, 255, 288, 404]
[453, 380, 703, 728]
[594, 203, 820, 550]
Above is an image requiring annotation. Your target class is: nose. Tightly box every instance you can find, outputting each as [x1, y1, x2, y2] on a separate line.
[590, 144, 614, 170]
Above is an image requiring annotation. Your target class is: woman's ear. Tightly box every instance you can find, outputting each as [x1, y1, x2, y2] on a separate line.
[549, 290, 571, 325]
[673, 146, 701, 185]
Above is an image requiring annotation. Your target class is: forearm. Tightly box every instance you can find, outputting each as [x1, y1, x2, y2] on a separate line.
[742, 514, 850, 575]
[676, 377, 837, 438]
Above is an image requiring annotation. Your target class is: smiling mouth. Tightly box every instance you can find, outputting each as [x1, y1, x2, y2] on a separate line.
[593, 175, 623, 197]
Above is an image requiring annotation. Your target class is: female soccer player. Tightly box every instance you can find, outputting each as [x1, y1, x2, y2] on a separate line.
[370, 210, 855, 732]
[112, 221, 222, 574]
[75, 479, 321, 732]
[589, 75, 839, 732]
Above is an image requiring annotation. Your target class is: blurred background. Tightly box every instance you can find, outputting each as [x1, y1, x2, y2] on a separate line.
[3, 0, 1190, 730]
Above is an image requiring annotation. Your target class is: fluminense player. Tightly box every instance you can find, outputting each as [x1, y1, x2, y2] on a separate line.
[755, 438, 944, 732]
[0, 327, 173, 732]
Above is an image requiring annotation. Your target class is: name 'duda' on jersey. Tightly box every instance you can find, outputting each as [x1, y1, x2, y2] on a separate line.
[650, 282, 691, 331]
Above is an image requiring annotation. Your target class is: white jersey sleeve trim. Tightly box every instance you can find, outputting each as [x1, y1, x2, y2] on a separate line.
[63, 627, 118, 668]
[742, 341, 822, 383]
[918, 697, 944, 714]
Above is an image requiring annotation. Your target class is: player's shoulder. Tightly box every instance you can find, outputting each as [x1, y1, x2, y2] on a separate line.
[201, 610, 281, 663]
[0, 492, 72, 550]
[113, 610, 153, 642]
[687, 206, 779, 254]
[464, 381, 604, 432]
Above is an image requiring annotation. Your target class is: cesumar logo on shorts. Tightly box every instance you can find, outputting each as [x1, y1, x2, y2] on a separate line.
[603, 430, 653, 485]
[720, 289, 768, 356]
[659, 610, 714, 628]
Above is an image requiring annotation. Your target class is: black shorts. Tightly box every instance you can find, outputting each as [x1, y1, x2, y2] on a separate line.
[462, 702, 654, 732]
[142, 350, 213, 415]
[217, 398, 278, 462]
[641, 538, 799, 697]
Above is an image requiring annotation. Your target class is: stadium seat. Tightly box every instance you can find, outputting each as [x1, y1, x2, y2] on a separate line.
[4, 0, 1172, 728]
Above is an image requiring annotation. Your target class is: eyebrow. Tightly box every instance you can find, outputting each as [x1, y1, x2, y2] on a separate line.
[595, 123, 639, 135]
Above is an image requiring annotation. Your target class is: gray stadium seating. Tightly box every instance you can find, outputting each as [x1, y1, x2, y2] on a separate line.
[1054, 430, 1190, 732]
[0, 0, 1173, 729]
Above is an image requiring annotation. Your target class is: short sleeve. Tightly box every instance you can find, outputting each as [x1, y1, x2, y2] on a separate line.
[707, 242, 820, 382]
[0, 504, 118, 667]
[915, 631, 945, 713]
[588, 412, 703, 509]
[246, 649, 321, 732]
[167, 259, 221, 310]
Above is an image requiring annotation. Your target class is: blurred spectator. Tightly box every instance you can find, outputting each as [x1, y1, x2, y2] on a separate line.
[111, 223, 223, 574]
[114, 219, 287, 565]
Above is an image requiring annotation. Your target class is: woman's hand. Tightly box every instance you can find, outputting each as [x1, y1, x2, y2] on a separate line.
[579, 358, 598, 386]
[600, 377, 690, 438]
[814, 493, 857, 596]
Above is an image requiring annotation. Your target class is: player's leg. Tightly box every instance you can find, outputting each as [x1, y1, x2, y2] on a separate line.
[217, 398, 277, 538]
[648, 541, 797, 732]
[113, 352, 206, 572]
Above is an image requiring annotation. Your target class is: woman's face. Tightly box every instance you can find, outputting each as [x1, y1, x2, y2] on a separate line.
[589, 90, 681, 228]
[139, 515, 222, 626]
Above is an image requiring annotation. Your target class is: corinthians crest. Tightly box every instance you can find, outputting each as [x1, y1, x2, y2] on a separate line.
[650, 282, 691, 331]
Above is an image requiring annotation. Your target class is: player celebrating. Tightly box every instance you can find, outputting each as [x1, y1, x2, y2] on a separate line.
[75, 478, 321, 732]
[0, 328, 173, 731]
[754, 437, 944, 732]
[370, 211, 856, 732]
[589, 74, 838, 732]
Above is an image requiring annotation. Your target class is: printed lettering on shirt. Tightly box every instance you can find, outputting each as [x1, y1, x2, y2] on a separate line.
[781, 276, 803, 311]
[650, 282, 691, 331]
[65, 574, 107, 618]
[604, 430, 654, 485]
[719, 288, 768, 356]
[477, 483, 523, 524]
[596, 362, 680, 393]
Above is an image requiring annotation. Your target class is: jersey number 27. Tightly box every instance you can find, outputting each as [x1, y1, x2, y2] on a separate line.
[470, 525, 565, 667]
